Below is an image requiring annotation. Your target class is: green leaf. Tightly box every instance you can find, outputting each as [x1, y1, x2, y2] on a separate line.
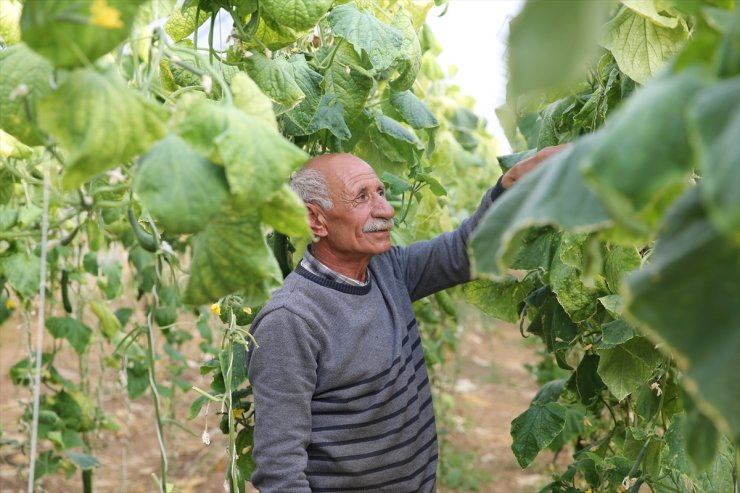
[2, 251, 41, 299]
[243, 53, 304, 109]
[598, 319, 635, 349]
[184, 200, 283, 306]
[687, 77, 740, 243]
[38, 66, 166, 190]
[550, 235, 600, 322]
[532, 379, 565, 405]
[510, 402, 566, 468]
[45, 317, 92, 355]
[581, 70, 710, 235]
[34, 450, 61, 479]
[388, 91, 438, 129]
[0, 43, 53, 146]
[567, 353, 604, 405]
[176, 99, 308, 205]
[328, 3, 404, 72]
[231, 72, 278, 131]
[89, 300, 121, 340]
[601, 5, 689, 84]
[307, 93, 352, 139]
[133, 134, 229, 235]
[470, 138, 611, 277]
[598, 294, 623, 318]
[21, 0, 146, 68]
[219, 342, 247, 388]
[604, 245, 641, 293]
[321, 42, 374, 125]
[188, 394, 209, 420]
[282, 54, 323, 135]
[164, 4, 209, 42]
[508, 0, 609, 96]
[625, 188, 740, 442]
[684, 408, 720, 471]
[462, 277, 534, 324]
[258, 184, 312, 239]
[374, 111, 420, 146]
[259, 0, 331, 31]
[389, 8, 422, 92]
[247, 16, 300, 51]
[65, 451, 100, 471]
[597, 336, 662, 401]
[126, 359, 149, 399]
[663, 413, 735, 492]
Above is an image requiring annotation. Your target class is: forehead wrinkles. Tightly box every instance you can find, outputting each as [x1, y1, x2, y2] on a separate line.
[336, 170, 380, 198]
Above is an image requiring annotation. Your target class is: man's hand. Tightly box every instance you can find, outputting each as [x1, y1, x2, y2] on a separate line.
[502, 144, 569, 189]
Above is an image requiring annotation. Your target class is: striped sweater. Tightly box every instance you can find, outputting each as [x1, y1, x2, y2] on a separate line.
[247, 181, 504, 492]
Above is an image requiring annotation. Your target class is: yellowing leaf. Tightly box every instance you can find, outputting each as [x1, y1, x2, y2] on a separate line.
[230, 72, 277, 130]
[37, 66, 167, 190]
[243, 53, 304, 109]
[163, 4, 209, 42]
[601, 6, 688, 84]
[0, 0, 22, 45]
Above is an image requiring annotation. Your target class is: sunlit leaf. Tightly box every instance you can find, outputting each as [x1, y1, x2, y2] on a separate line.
[259, 0, 332, 31]
[38, 66, 167, 190]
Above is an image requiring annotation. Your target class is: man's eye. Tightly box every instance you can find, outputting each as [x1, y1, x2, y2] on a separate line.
[378, 189, 385, 197]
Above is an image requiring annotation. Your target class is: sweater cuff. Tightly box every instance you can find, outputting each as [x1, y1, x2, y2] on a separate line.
[489, 176, 506, 203]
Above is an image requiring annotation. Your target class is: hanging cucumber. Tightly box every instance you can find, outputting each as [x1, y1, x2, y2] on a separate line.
[127, 208, 158, 253]
[61, 269, 73, 314]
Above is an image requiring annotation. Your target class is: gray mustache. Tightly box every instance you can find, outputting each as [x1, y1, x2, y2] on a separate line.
[363, 219, 394, 233]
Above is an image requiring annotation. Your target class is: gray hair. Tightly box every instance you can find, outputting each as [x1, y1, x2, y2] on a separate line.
[290, 168, 334, 211]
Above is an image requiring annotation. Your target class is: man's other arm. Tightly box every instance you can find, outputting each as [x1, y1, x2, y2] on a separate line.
[391, 145, 567, 301]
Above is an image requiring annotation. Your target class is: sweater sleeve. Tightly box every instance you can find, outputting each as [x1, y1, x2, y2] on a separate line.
[389, 177, 506, 301]
[247, 308, 320, 492]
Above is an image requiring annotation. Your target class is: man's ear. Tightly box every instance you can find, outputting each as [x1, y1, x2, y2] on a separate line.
[305, 203, 328, 239]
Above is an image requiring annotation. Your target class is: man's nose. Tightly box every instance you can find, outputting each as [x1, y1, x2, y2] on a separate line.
[372, 193, 395, 218]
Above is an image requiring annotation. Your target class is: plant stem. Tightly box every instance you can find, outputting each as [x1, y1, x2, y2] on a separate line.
[82, 469, 92, 493]
[145, 313, 168, 493]
[26, 166, 50, 493]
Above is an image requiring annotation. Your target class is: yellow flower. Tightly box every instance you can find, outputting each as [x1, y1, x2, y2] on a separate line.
[89, 0, 124, 29]
[243, 306, 252, 315]
[210, 303, 221, 316]
[233, 408, 244, 419]
[6, 298, 15, 310]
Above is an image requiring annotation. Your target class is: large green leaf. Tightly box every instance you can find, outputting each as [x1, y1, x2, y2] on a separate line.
[307, 93, 352, 139]
[1, 251, 41, 299]
[176, 99, 308, 205]
[567, 353, 605, 405]
[580, 70, 710, 235]
[510, 402, 566, 468]
[470, 137, 611, 277]
[46, 317, 92, 355]
[462, 276, 534, 324]
[282, 54, 323, 136]
[38, 66, 167, 190]
[663, 413, 735, 492]
[508, 0, 609, 97]
[133, 134, 229, 235]
[597, 336, 663, 401]
[185, 200, 283, 306]
[243, 53, 304, 109]
[258, 184, 312, 239]
[389, 90, 438, 129]
[20, 0, 146, 68]
[601, 5, 688, 84]
[687, 77, 740, 243]
[389, 8, 422, 92]
[327, 3, 404, 72]
[322, 42, 374, 125]
[625, 188, 740, 442]
[0, 43, 53, 146]
[259, 0, 332, 31]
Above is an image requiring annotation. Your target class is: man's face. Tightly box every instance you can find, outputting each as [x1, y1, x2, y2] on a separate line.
[320, 158, 395, 261]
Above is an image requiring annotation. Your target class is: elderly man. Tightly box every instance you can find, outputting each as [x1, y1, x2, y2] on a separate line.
[247, 149, 563, 491]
